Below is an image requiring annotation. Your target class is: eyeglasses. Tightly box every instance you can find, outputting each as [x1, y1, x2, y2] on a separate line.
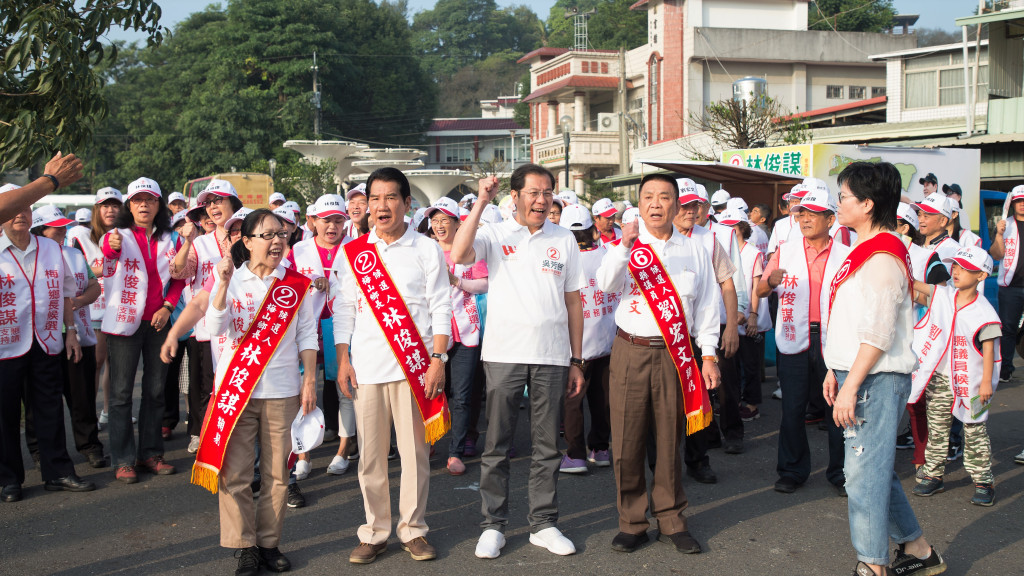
[249, 231, 289, 240]
[837, 192, 856, 203]
[204, 196, 227, 205]
[430, 216, 454, 226]
[519, 189, 554, 200]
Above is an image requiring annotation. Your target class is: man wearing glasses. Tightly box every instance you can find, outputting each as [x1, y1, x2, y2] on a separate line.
[451, 164, 586, 560]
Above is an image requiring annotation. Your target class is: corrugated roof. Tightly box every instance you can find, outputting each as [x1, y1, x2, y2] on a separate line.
[522, 76, 631, 102]
[783, 96, 887, 120]
[635, 160, 803, 185]
[427, 118, 525, 131]
[517, 48, 570, 64]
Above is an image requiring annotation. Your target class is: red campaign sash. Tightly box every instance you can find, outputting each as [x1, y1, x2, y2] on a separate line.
[827, 232, 913, 327]
[343, 235, 451, 444]
[190, 268, 311, 494]
[627, 240, 712, 435]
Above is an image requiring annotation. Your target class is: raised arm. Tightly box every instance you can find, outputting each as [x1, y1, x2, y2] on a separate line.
[451, 176, 498, 265]
[0, 152, 83, 223]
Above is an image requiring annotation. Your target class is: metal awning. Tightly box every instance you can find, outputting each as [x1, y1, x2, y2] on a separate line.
[955, 8, 1024, 27]
[634, 159, 803, 186]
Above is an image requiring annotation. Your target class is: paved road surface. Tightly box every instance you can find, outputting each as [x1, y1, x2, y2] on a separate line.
[1, 367, 1022, 575]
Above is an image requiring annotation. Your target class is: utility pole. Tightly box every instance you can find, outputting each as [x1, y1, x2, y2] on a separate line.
[311, 51, 321, 139]
[618, 47, 629, 175]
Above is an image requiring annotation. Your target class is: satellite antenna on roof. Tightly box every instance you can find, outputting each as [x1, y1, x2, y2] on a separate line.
[564, 7, 597, 51]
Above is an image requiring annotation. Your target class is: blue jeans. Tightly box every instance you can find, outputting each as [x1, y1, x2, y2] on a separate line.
[997, 286, 1024, 379]
[836, 370, 922, 566]
[446, 342, 480, 458]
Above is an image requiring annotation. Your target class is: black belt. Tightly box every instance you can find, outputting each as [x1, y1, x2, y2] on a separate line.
[809, 322, 821, 334]
[616, 328, 666, 348]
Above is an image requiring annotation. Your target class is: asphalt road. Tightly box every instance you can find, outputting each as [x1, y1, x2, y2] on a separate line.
[1, 365, 1022, 576]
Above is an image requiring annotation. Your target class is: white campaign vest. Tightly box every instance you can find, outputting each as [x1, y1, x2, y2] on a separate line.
[711, 221, 749, 316]
[688, 226, 726, 324]
[68, 226, 108, 322]
[998, 218, 1020, 287]
[750, 225, 769, 254]
[958, 229, 981, 249]
[829, 223, 856, 246]
[62, 247, 98, 348]
[292, 239, 328, 316]
[768, 216, 795, 254]
[450, 261, 484, 348]
[773, 238, 850, 355]
[910, 285, 1001, 422]
[190, 232, 224, 342]
[579, 245, 617, 360]
[599, 228, 622, 247]
[0, 237, 66, 358]
[101, 228, 176, 336]
[738, 242, 772, 335]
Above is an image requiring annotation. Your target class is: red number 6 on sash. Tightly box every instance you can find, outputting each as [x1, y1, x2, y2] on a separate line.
[630, 247, 653, 269]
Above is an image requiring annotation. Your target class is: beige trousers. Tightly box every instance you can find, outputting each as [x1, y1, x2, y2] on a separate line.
[218, 395, 300, 549]
[354, 380, 430, 544]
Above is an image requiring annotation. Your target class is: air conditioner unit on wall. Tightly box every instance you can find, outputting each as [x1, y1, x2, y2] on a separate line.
[598, 112, 619, 132]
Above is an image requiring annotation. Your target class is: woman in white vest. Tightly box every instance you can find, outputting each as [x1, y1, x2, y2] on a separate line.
[557, 204, 615, 474]
[0, 186, 94, 502]
[717, 209, 772, 423]
[100, 177, 188, 484]
[170, 179, 243, 452]
[31, 206, 106, 469]
[989, 185, 1024, 384]
[290, 194, 353, 477]
[424, 197, 490, 476]
[67, 186, 122, 430]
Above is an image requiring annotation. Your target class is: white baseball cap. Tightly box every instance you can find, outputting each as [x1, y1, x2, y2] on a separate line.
[784, 183, 809, 200]
[552, 196, 565, 208]
[313, 194, 348, 219]
[791, 189, 837, 213]
[282, 201, 300, 215]
[1009, 184, 1024, 203]
[726, 197, 748, 213]
[621, 200, 634, 210]
[171, 210, 190, 227]
[305, 203, 317, 217]
[31, 205, 74, 228]
[412, 206, 429, 229]
[196, 179, 238, 204]
[802, 177, 830, 196]
[125, 177, 162, 201]
[0, 183, 21, 195]
[560, 204, 593, 231]
[914, 192, 952, 220]
[460, 193, 477, 206]
[459, 207, 470, 221]
[896, 202, 919, 230]
[710, 189, 731, 206]
[224, 207, 254, 229]
[481, 204, 503, 224]
[622, 206, 640, 225]
[273, 206, 297, 225]
[717, 208, 749, 226]
[268, 192, 287, 204]
[424, 197, 459, 219]
[556, 189, 578, 205]
[944, 245, 993, 275]
[95, 186, 123, 204]
[677, 178, 701, 205]
[291, 406, 325, 455]
[167, 192, 187, 205]
[695, 184, 709, 204]
[591, 198, 617, 218]
[75, 208, 92, 223]
[346, 183, 367, 201]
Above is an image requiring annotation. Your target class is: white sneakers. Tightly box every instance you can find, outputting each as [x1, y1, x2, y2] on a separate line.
[326, 455, 350, 475]
[294, 459, 311, 480]
[187, 435, 200, 454]
[476, 527, 575, 559]
[474, 529, 506, 559]
[529, 527, 576, 556]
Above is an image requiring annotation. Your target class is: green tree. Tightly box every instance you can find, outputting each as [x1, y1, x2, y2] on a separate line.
[545, 0, 647, 50]
[90, 0, 435, 192]
[808, 0, 896, 33]
[247, 157, 337, 209]
[0, 0, 163, 171]
[437, 51, 530, 117]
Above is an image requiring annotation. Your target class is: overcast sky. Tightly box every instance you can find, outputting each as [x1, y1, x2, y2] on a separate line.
[102, 0, 973, 44]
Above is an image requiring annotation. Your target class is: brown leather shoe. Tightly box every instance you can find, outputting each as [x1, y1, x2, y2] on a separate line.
[401, 536, 437, 561]
[349, 542, 387, 564]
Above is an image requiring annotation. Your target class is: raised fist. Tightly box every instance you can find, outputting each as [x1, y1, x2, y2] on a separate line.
[108, 229, 122, 252]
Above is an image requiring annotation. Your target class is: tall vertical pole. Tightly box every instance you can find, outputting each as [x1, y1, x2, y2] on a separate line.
[510, 130, 516, 170]
[312, 51, 321, 139]
[962, 27, 973, 136]
[618, 47, 629, 175]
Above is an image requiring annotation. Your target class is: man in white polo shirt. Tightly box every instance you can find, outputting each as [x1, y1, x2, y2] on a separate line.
[451, 163, 586, 560]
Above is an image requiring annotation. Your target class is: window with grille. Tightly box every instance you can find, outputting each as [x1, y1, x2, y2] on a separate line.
[826, 85, 844, 99]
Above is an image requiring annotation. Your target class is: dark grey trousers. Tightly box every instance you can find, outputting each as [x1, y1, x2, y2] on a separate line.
[479, 362, 567, 534]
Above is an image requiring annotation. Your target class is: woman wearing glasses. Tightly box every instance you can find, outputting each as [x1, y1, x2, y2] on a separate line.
[203, 209, 318, 576]
[169, 180, 244, 453]
[100, 177, 187, 484]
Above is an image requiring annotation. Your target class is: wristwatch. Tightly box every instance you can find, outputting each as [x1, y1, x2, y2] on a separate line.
[702, 355, 719, 364]
[570, 357, 586, 370]
[431, 352, 449, 363]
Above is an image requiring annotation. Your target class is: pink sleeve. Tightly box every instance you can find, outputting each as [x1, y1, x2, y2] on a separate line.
[202, 273, 216, 293]
[470, 260, 488, 278]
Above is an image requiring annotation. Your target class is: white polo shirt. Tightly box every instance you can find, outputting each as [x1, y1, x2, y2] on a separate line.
[472, 218, 585, 366]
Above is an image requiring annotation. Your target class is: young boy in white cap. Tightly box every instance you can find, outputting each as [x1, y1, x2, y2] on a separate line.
[909, 245, 1000, 507]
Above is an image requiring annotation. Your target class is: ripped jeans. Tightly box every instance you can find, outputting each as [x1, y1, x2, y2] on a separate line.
[835, 370, 923, 566]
